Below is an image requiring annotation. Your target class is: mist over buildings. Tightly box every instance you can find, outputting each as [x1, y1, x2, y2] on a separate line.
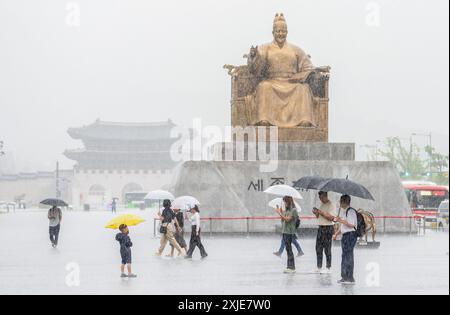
[0, 0, 448, 173]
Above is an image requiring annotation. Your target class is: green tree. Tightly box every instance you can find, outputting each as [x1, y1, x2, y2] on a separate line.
[424, 145, 449, 185]
[378, 137, 426, 179]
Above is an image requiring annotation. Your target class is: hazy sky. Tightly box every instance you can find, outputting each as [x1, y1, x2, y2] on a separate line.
[0, 0, 448, 172]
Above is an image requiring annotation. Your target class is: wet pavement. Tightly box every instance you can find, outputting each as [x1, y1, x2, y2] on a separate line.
[0, 210, 448, 295]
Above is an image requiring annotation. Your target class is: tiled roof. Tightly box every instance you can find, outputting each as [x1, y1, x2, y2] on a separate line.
[68, 119, 176, 141]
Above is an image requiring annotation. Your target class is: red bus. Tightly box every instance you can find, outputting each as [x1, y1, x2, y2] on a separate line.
[403, 181, 449, 223]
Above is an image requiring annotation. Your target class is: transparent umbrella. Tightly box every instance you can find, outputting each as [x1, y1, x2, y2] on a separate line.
[172, 196, 200, 211]
[144, 190, 175, 210]
[264, 185, 303, 199]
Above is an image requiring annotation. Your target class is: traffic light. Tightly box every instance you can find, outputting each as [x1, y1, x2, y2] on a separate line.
[400, 171, 411, 177]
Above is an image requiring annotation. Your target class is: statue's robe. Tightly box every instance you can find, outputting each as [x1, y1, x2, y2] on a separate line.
[247, 41, 316, 128]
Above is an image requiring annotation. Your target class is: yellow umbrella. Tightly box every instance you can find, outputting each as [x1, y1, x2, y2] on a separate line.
[105, 214, 146, 230]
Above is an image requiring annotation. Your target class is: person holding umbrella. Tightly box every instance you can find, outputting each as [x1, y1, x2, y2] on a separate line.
[185, 205, 208, 259]
[168, 207, 188, 258]
[275, 196, 299, 274]
[116, 224, 137, 278]
[41, 199, 67, 248]
[105, 214, 145, 278]
[48, 205, 62, 248]
[111, 198, 118, 214]
[270, 198, 304, 257]
[312, 191, 337, 274]
[333, 195, 358, 285]
[156, 200, 186, 257]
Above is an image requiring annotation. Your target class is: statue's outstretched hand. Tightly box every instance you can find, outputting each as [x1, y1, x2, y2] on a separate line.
[249, 46, 258, 59]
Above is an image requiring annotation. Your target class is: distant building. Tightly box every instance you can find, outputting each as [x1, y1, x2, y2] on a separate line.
[64, 119, 179, 171]
[64, 120, 178, 209]
[0, 120, 179, 209]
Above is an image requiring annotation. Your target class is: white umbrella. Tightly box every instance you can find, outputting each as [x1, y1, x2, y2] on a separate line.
[268, 198, 302, 212]
[144, 190, 175, 211]
[144, 190, 175, 201]
[172, 196, 200, 210]
[264, 185, 303, 199]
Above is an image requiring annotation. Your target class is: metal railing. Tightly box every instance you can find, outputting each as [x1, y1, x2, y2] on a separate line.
[153, 215, 426, 237]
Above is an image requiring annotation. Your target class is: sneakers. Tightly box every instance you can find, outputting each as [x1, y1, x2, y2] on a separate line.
[283, 268, 296, 274]
[120, 273, 128, 278]
[315, 268, 331, 274]
[297, 252, 305, 257]
[127, 274, 137, 278]
[273, 252, 282, 257]
[184, 255, 193, 260]
[201, 254, 208, 260]
[338, 279, 356, 285]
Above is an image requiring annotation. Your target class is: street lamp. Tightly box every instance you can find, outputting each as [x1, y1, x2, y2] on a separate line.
[360, 140, 382, 161]
[411, 132, 432, 176]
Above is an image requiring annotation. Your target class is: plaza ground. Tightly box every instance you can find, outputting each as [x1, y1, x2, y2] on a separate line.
[0, 210, 448, 295]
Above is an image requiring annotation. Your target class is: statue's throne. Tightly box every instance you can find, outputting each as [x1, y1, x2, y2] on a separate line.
[223, 64, 330, 142]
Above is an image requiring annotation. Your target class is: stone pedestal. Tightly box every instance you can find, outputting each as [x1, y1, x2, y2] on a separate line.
[210, 142, 355, 161]
[170, 160, 414, 233]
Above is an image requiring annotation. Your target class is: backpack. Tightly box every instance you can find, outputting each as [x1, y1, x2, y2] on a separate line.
[347, 207, 366, 238]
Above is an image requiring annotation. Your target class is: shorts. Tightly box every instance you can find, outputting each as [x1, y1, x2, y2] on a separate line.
[120, 251, 132, 265]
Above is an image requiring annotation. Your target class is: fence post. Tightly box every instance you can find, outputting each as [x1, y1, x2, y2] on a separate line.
[409, 217, 412, 235]
[383, 217, 386, 234]
[423, 216, 426, 235]
[210, 218, 213, 237]
[436, 213, 439, 232]
[246, 217, 250, 237]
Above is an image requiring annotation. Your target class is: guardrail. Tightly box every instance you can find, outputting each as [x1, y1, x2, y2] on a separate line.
[153, 215, 426, 237]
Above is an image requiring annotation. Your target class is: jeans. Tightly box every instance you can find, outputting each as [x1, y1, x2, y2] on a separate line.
[278, 236, 304, 255]
[341, 231, 358, 281]
[49, 224, 60, 246]
[283, 234, 295, 270]
[316, 225, 334, 269]
[187, 227, 207, 258]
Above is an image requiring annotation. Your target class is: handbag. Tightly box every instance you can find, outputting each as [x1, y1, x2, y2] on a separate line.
[159, 224, 167, 234]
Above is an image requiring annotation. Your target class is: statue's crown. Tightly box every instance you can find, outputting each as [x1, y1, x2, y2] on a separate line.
[273, 13, 287, 25]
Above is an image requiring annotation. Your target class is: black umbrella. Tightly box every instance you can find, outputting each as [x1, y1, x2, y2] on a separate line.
[40, 199, 68, 207]
[313, 178, 375, 201]
[293, 176, 330, 191]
